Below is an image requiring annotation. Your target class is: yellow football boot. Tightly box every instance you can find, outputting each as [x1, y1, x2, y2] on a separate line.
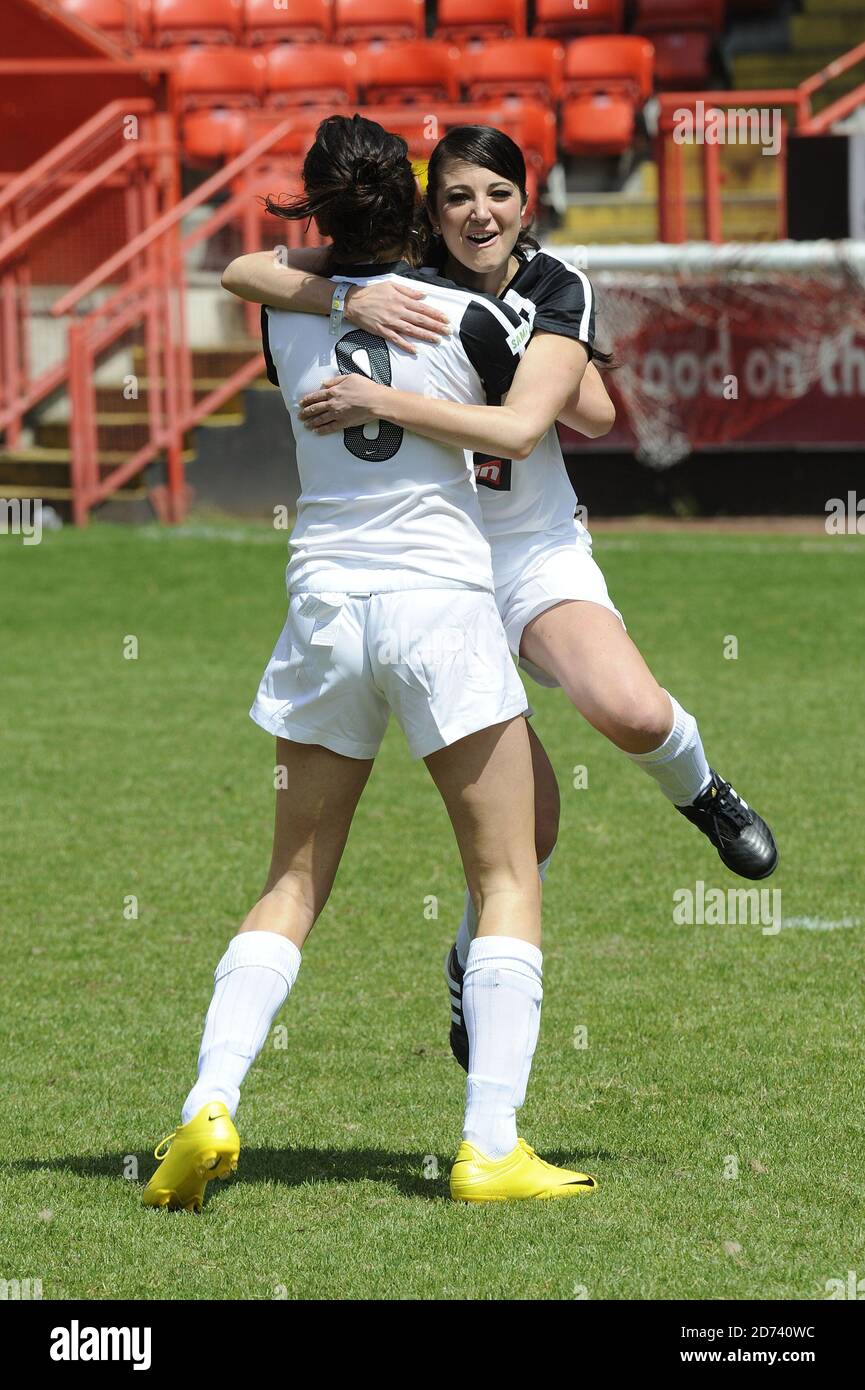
[142, 1102, 240, 1213]
[450, 1137, 597, 1202]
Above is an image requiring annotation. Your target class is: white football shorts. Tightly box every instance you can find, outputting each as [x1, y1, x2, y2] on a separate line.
[250, 588, 529, 760]
[495, 524, 625, 690]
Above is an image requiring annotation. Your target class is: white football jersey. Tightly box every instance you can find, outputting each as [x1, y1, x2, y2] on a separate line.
[262, 258, 529, 594]
[419, 246, 597, 586]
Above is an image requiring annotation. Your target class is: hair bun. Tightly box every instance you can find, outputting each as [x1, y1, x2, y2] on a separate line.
[352, 155, 382, 188]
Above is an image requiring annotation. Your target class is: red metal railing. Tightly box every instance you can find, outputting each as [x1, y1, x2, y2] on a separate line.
[656, 40, 865, 242]
[1, 93, 551, 524]
[46, 109, 304, 523]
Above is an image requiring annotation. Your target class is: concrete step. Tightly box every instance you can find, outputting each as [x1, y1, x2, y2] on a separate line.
[0, 450, 151, 497]
[92, 383, 247, 416]
[34, 419, 201, 452]
[733, 52, 865, 83]
[802, 0, 865, 15]
[791, 13, 865, 47]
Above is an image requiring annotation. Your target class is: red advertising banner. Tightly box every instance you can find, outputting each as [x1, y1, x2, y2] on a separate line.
[557, 267, 865, 460]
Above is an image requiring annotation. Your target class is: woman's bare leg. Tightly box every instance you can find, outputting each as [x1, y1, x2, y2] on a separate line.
[181, 738, 373, 1124]
[520, 598, 777, 878]
[521, 600, 674, 753]
[425, 716, 545, 1161]
[239, 737, 374, 950]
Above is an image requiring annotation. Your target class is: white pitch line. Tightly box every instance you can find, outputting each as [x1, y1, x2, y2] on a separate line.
[781, 916, 860, 931]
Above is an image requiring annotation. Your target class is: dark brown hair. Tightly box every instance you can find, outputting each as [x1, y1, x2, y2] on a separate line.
[265, 113, 421, 266]
[423, 124, 613, 366]
[422, 124, 540, 260]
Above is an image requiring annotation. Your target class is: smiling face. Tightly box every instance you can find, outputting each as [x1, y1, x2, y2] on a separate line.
[430, 159, 527, 285]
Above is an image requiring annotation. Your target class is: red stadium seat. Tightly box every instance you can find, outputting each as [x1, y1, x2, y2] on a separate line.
[244, 0, 334, 45]
[560, 36, 653, 155]
[505, 99, 558, 176]
[264, 45, 358, 107]
[533, 0, 624, 39]
[61, 0, 146, 45]
[356, 41, 462, 104]
[632, 0, 722, 85]
[183, 109, 250, 160]
[332, 0, 424, 43]
[632, 0, 724, 31]
[174, 47, 266, 110]
[648, 32, 714, 87]
[151, 0, 243, 47]
[434, 0, 526, 44]
[462, 39, 565, 104]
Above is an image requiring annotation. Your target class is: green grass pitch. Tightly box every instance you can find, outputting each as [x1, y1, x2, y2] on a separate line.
[1, 518, 863, 1300]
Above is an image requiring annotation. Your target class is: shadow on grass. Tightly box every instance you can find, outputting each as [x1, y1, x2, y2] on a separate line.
[4, 1145, 620, 1204]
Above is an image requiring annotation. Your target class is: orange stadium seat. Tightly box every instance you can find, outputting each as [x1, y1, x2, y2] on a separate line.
[264, 45, 359, 107]
[434, 0, 526, 44]
[503, 98, 558, 175]
[332, 0, 424, 43]
[174, 46, 266, 109]
[61, 0, 147, 45]
[533, 0, 624, 39]
[151, 0, 243, 47]
[356, 41, 462, 104]
[462, 39, 566, 104]
[560, 36, 653, 155]
[244, 0, 334, 45]
[183, 108, 250, 160]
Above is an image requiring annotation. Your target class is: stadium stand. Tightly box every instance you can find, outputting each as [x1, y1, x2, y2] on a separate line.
[462, 38, 566, 102]
[263, 44, 359, 108]
[533, 0, 625, 40]
[631, 0, 725, 86]
[560, 36, 654, 156]
[332, 0, 425, 44]
[174, 46, 267, 109]
[434, 0, 527, 44]
[150, 0, 245, 48]
[244, 0, 334, 44]
[354, 40, 462, 103]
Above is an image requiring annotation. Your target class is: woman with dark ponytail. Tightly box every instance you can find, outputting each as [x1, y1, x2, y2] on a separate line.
[144, 114, 599, 1214]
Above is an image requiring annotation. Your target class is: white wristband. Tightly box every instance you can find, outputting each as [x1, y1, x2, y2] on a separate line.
[329, 280, 352, 336]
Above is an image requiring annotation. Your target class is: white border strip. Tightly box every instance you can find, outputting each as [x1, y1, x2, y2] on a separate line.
[542, 239, 865, 274]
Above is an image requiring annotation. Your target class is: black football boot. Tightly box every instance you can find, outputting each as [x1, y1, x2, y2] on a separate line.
[444, 944, 469, 1071]
[678, 770, 778, 879]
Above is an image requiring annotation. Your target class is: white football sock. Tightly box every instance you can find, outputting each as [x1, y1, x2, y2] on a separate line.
[182, 931, 301, 1124]
[626, 692, 712, 806]
[462, 935, 543, 1160]
[455, 851, 554, 970]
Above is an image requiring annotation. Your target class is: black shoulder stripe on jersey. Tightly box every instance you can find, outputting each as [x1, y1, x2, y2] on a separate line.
[260, 305, 279, 387]
[506, 252, 596, 357]
[458, 296, 527, 404]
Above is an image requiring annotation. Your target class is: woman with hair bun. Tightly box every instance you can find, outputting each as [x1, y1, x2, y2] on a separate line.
[143, 114, 598, 1213]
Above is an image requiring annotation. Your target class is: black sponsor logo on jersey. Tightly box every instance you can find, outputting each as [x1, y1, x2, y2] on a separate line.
[473, 453, 513, 491]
